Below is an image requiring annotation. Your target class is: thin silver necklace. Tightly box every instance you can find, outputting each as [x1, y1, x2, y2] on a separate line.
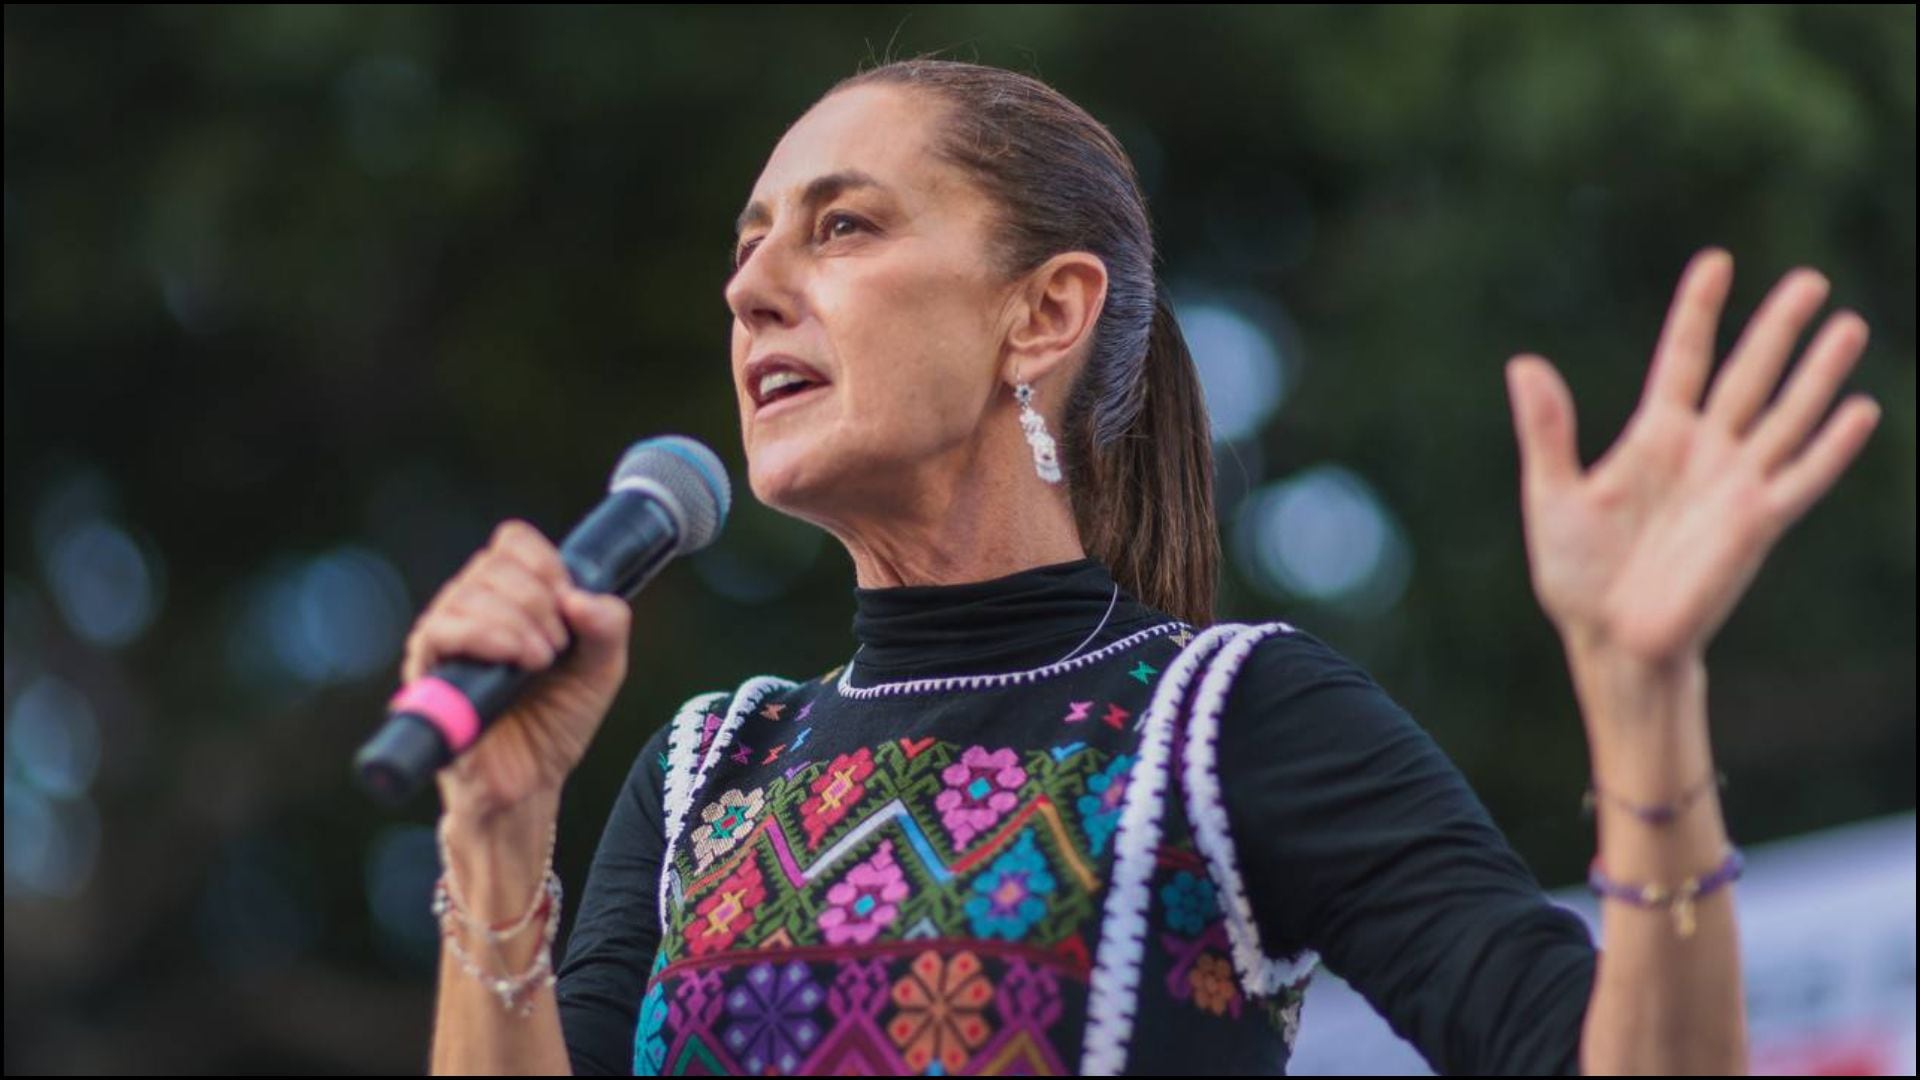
[846, 579, 1123, 679]
[1050, 580, 1122, 664]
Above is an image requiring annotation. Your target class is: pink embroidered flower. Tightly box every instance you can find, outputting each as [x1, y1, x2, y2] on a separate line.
[800, 747, 875, 848]
[818, 839, 909, 945]
[687, 857, 766, 957]
[935, 746, 1026, 849]
[691, 786, 765, 873]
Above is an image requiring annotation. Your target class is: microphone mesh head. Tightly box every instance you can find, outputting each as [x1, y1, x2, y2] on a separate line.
[610, 436, 731, 552]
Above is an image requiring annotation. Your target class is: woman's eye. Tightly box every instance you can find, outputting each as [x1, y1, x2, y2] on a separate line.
[819, 211, 866, 241]
[732, 213, 866, 270]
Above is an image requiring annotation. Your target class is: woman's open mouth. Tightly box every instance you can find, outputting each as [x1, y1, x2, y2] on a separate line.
[744, 357, 829, 417]
[756, 381, 829, 419]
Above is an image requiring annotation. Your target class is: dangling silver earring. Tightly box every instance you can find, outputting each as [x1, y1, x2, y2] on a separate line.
[1015, 381, 1063, 484]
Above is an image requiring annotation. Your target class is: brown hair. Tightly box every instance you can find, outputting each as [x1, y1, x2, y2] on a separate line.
[829, 58, 1219, 627]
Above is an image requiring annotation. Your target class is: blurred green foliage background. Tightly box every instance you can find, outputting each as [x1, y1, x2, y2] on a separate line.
[3, 5, 1912, 1073]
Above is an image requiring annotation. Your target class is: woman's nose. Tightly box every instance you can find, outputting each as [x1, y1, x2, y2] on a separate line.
[724, 241, 798, 330]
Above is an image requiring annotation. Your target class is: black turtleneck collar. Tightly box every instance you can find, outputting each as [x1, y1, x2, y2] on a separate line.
[846, 556, 1168, 681]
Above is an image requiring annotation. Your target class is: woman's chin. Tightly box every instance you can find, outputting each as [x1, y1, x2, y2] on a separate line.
[747, 443, 829, 511]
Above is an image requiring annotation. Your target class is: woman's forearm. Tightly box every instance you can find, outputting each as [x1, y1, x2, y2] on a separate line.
[429, 790, 575, 1076]
[1567, 643, 1747, 1075]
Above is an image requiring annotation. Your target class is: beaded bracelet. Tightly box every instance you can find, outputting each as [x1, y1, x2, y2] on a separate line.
[438, 873, 563, 1018]
[432, 869, 562, 941]
[1588, 844, 1744, 939]
[433, 813, 564, 1015]
[1582, 767, 1726, 826]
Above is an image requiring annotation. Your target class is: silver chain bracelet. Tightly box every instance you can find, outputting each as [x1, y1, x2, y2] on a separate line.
[433, 814, 564, 1015]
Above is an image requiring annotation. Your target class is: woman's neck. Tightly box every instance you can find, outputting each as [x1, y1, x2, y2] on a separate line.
[828, 486, 1087, 588]
[842, 534, 1089, 589]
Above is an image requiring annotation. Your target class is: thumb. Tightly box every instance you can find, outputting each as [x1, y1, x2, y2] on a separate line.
[560, 586, 632, 678]
[1505, 355, 1580, 495]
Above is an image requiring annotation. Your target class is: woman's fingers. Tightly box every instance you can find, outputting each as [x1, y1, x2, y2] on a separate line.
[1765, 395, 1882, 527]
[490, 519, 572, 596]
[446, 588, 559, 671]
[1642, 247, 1732, 412]
[1506, 355, 1582, 499]
[1746, 310, 1871, 474]
[399, 520, 574, 683]
[475, 552, 570, 651]
[1703, 267, 1831, 435]
[403, 610, 539, 683]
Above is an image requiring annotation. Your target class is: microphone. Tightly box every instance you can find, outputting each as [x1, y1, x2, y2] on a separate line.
[353, 434, 731, 807]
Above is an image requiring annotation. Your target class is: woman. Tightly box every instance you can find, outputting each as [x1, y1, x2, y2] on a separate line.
[420, 60, 1880, 1075]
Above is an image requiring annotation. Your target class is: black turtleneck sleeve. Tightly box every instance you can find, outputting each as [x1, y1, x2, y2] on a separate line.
[1211, 626, 1597, 1075]
[556, 719, 673, 1075]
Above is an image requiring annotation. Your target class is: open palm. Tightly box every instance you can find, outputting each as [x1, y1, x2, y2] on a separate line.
[1506, 248, 1881, 664]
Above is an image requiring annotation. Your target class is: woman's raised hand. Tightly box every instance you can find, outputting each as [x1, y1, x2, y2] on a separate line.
[403, 519, 635, 823]
[1505, 247, 1880, 665]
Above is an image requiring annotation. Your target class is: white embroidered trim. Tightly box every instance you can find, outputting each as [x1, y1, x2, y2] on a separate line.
[835, 621, 1189, 699]
[700, 674, 795, 773]
[657, 689, 726, 934]
[1079, 623, 1243, 1076]
[655, 677, 794, 932]
[1182, 622, 1323, 997]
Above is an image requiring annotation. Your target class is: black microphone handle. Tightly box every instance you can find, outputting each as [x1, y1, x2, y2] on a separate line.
[353, 493, 680, 808]
[560, 491, 681, 597]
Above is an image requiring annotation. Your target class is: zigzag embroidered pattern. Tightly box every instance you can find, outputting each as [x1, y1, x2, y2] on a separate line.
[633, 624, 1318, 1076]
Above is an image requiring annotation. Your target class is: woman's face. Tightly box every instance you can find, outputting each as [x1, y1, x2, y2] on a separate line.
[725, 85, 1018, 531]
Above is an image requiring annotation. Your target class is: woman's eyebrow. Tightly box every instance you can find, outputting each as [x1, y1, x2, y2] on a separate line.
[733, 170, 890, 243]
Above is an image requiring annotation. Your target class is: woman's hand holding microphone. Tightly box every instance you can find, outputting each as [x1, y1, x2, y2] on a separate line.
[405, 519, 635, 827]
[405, 436, 727, 1070]
[418, 520, 637, 1072]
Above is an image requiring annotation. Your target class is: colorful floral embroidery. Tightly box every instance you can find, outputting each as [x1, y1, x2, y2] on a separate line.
[800, 747, 875, 848]
[690, 786, 764, 873]
[936, 746, 1026, 849]
[887, 949, 994, 1073]
[635, 952, 671, 1074]
[722, 960, 824, 1072]
[1077, 753, 1133, 856]
[1190, 952, 1241, 1016]
[819, 838, 909, 945]
[1160, 869, 1220, 936]
[647, 630, 1321, 1074]
[687, 856, 765, 957]
[966, 830, 1057, 940]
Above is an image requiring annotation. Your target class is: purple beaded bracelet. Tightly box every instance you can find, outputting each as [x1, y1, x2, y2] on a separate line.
[1588, 845, 1744, 939]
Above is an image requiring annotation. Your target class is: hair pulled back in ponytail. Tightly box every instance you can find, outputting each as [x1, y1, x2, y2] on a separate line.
[1071, 291, 1218, 627]
[829, 58, 1219, 626]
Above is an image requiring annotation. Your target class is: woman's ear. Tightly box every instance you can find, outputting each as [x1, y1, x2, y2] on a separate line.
[1000, 251, 1108, 388]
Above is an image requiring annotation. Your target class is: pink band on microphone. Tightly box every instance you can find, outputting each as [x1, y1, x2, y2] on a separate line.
[389, 677, 481, 752]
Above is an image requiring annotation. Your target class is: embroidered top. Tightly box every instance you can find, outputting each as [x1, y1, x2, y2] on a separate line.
[555, 557, 1596, 1075]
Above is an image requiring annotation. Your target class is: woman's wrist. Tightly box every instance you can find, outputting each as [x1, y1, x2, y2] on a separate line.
[433, 758, 565, 828]
[437, 790, 561, 925]
[1562, 632, 1707, 740]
